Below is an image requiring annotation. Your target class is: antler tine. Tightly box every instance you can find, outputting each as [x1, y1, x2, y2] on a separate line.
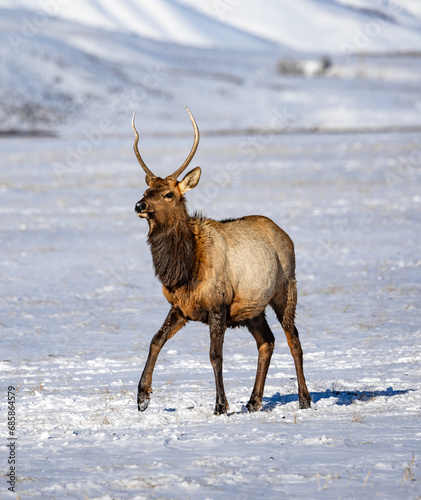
[131, 112, 156, 179]
[167, 106, 200, 180]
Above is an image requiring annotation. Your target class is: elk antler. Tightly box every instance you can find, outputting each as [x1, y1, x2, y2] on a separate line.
[167, 106, 200, 180]
[132, 112, 156, 179]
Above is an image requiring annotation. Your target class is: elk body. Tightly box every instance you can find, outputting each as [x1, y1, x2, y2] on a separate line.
[132, 107, 311, 414]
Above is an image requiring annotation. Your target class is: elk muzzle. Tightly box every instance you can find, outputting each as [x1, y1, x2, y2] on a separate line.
[135, 200, 149, 218]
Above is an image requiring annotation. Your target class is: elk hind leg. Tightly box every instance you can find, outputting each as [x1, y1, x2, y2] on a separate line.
[271, 281, 311, 409]
[245, 313, 275, 412]
[284, 325, 311, 409]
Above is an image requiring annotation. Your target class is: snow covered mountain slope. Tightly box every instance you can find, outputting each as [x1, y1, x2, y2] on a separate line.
[179, 0, 421, 53]
[1, 3, 421, 135]
[0, 9, 281, 133]
[2, 0, 421, 52]
[0, 0, 274, 49]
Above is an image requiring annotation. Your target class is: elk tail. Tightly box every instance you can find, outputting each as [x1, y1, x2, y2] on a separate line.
[282, 279, 297, 332]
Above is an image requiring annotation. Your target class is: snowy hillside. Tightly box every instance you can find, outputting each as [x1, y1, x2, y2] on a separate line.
[2, 0, 421, 51]
[0, 0, 275, 48]
[180, 0, 421, 52]
[1, 1, 421, 134]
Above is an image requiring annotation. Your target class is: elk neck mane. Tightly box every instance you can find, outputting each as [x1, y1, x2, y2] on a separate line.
[147, 212, 204, 289]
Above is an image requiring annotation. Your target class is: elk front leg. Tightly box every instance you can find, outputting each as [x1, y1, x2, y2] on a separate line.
[138, 307, 186, 411]
[245, 314, 275, 412]
[209, 309, 228, 415]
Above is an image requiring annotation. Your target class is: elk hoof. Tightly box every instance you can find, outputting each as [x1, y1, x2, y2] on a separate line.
[246, 400, 262, 413]
[137, 393, 150, 412]
[214, 403, 228, 415]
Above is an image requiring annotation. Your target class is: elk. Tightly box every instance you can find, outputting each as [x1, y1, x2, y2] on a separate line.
[132, 106, 311, 415]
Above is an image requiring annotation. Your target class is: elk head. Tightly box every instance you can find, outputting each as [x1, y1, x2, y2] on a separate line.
[133, 107, 201, 232]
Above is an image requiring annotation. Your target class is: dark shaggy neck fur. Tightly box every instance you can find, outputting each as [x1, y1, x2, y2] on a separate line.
[147, 217, 197, 289]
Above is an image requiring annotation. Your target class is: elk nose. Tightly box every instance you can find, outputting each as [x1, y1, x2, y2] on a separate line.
[135, 201, 147, 213]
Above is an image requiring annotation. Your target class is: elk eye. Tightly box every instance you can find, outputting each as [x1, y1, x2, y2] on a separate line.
[164, 192, 174, 199]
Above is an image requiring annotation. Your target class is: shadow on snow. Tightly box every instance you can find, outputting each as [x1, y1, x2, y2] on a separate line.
[262, 387, 411, 411]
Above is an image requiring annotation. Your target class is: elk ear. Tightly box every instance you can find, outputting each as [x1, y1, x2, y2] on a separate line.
[145, 174, 153, 186]
[178, 167, 201, 195]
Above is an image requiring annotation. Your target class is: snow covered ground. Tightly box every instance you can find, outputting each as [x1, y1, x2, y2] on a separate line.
[1, 128, 420, 499]
[1, 1, 421, 498]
